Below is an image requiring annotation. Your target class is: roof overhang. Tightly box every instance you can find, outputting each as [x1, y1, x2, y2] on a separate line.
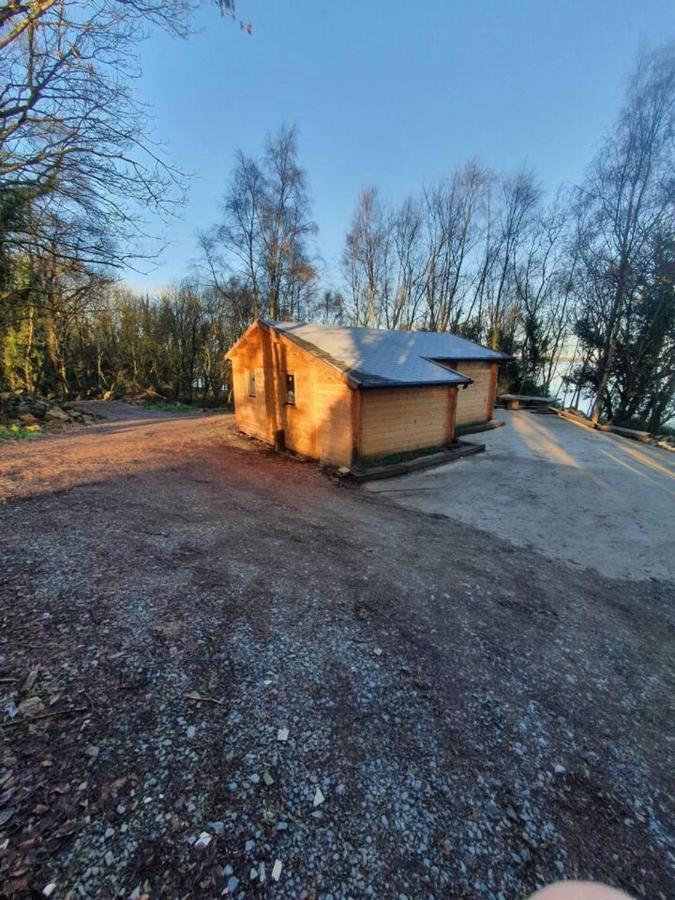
[436, 353, 513, 363]
[224, 319, 265, 360]
[226, 319, 501, 388]
[357, 378, 471, 389]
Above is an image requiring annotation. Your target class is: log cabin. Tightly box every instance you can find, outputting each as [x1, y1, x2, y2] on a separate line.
[226, 320, 509, 468]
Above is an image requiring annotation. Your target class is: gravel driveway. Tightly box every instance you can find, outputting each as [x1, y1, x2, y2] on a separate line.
[0, 406, 673, 899]
[365, 411, 675, 581]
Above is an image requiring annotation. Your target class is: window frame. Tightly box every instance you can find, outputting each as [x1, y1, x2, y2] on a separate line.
[285, 372, 296, 406]
[247, 370, 256, 397]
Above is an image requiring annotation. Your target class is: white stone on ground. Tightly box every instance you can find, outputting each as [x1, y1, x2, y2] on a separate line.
[194, 832, 212, 850]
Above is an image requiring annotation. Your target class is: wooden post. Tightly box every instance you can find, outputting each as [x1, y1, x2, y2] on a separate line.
[446, 386, 457, 445]
[351, 388, 362, 466]
[259, 324, 276, 442]
[487, 363, 498, 420]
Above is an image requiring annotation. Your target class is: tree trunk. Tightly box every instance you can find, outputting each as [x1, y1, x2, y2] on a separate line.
[591, 268, 628, 425]
[24, 303, 35, 392]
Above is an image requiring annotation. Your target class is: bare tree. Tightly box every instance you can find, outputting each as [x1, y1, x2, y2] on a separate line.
[387, 196, 424, 329]
[313, 289, 346, 325]
[342, 165, 540, 344]
[201, 125, 318, 326]
[482, 170, 541, 348]
[201, 151, 266, 317]
[575, 43, 675, 423]
[342, 186, 393, 328]
[260, 126, 318, 319]
[0, 0, 239, 273]
[422, 161, 489, 332]
[512, 195, 577, 392]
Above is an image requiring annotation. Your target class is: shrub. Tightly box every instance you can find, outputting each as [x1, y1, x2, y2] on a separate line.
[0, 423, 42, 441]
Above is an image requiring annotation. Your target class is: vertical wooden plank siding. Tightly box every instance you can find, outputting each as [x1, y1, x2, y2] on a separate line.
[445, 387, 458, 444]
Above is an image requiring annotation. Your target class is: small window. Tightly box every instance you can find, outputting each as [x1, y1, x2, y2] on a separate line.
[248, 371, 256, 397]
[285, 373, 296, 405]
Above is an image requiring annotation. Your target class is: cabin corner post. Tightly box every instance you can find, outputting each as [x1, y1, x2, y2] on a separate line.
[351, 387, 362, 466]
[446, 386, 458, 445]
[259, 323, 280, 445]
[487, 363, 499, 420]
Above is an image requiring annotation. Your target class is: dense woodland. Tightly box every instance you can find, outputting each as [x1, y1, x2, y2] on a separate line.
[0, 2, 673, 430]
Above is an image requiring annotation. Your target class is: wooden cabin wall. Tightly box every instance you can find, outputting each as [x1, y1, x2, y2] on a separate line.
[270, 334, 354, 467]
[231, 324, 353, 467]
[454, 361, 498, 426]
[230, 324, 273, 443]
[230, 325, 495, 466]
[359, 386, 453, 458]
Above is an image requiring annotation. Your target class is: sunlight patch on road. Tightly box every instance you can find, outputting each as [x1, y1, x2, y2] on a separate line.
[510, 413, 580, 469]
[598, 448, 675, 497]
[618, 443, 675, 481]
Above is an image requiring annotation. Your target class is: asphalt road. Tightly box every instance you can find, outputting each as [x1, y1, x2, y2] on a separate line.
[365, 411, 675, 581]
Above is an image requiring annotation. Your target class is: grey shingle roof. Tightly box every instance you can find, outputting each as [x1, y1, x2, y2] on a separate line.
[264, 320, 508, 388]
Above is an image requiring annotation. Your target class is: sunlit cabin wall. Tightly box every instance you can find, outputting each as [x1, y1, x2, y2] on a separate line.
[358, 386, 457, 459]
[230, 323, 273, 443]
[230, 324, 478, 467]
[454, 362, 498, 426]
[267, 332, 354, 467]
[230, 324, 354, 467]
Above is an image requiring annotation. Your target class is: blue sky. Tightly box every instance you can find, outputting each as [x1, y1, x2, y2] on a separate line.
[128, 0, 675, 291]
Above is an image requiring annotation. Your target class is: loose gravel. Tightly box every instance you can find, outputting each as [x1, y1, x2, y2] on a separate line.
[0, 408, 673, 899]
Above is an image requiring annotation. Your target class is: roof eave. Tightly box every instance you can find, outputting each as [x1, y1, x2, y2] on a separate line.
[225, 318, 267, 359]
[355, 377, 472, 389]
[430, 352, 513, 364]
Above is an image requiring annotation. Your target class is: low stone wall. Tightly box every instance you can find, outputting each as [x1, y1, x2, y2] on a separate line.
[0, 392, 96, 428]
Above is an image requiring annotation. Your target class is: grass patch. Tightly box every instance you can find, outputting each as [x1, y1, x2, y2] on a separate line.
[358, 444, 447, 469]
[142, 400, 200, 414]
[0, 423, 42, 441]
[142, 399, 231, 415]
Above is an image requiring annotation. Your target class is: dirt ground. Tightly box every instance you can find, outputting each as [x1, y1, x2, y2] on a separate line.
[0, 405, 673, 899]
[365, 411, 675, 582]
